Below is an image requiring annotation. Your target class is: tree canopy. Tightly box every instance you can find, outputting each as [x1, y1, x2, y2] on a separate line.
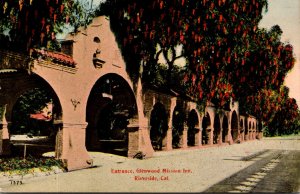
[0, 0, 94, 52]
[0, 0, 299, 136]
[100, 0, 299, 135]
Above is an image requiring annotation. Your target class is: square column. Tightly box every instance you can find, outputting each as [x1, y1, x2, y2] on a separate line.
[194, 128, 201, 147]
[180, 127, 188, 148]
[56, 123, 92, 171]
[0, 104, 11, 155]
[218, 126, 223, 145]
[228, 127, 234, 144]
[208, 127, 214, 145]
[128, 124, 154, 158]
[163, 128, 172, 150]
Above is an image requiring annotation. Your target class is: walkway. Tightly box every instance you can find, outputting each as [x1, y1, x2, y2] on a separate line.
[1, 136, 299, 192]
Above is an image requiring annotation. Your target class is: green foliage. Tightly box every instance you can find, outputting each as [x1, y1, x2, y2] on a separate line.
[0, 105, 4, 120]
[99, 0, 299, 135]
[1, 0, 298, 136]
[0, 0, 95, 53]
[0, 155, 65, 174]
[267, 98, 300, 136]
[11, 88, 53, 135]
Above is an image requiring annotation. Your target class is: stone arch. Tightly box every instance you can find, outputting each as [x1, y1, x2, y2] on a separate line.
[172, 105, 185, 149]
[213, 114, 221, 144]
[1, 71, 63, 157]
[231, 111, 239, 142]
[202, 112, 211, 145]
[149, 102, 168, 150]
[1, 71, 62, 121]
[187, 109, 199, 147]
[85, 73, 138, 156]
[222, 115, 229, 143]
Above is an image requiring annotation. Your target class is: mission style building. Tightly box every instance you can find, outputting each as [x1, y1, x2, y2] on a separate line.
[0, 16, 262, 171]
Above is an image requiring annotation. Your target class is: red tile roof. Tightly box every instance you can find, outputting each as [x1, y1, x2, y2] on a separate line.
[32, 49, 77, 67]
[30, 113, 52, 121]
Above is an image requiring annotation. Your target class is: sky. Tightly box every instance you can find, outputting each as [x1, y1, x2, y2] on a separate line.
[259, 0, 300, 105]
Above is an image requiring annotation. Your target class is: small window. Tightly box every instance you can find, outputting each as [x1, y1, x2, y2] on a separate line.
[94, 37, 100, 43]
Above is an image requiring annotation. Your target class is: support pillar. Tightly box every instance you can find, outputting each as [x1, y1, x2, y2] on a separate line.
[208, 127, 214, 145]
[228, 127, 234, 144]
[181, 127, 188, 148]
[194, 128, 201, 147]
[0, 104, 11, 155]
[164, 129, 172, 150]
[127, 125, 139, 157]
[240, 129, 244, 142]
[56, 123, 92, 171]
[244, 131, 248, 141]
[128, 124, 154, 158]
[218, 126, 223, 145]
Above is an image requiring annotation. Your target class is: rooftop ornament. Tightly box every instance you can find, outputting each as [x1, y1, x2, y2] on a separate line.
[92, 37, 105, 68]
[93, 49, 106, 68]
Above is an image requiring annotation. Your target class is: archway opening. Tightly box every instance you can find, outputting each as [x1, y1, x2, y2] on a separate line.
[172, 106, 185, 148]
[222, 115, 228, 143]
[86, 74, 138, 156]
[213, 114, 221, 144]
[258, 121, 263, 132]
[9, 73, 62, 157]
[150, 103, 168, 150]
[231, 111, 239, 142]
[240, 119, 244, 131]
[202, 112, 211, 145]
[187, 109, 199, 147]
[249, 121, 252, 139]
[245, 119, 249, 138]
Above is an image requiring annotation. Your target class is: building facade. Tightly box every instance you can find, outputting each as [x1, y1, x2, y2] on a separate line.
[0, 16, 262, 171]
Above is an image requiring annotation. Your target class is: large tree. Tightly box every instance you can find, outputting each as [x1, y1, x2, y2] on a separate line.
[0, 0, 93, 52]
[100, 0, 298, 135]
[98, 0, 188, 84]
[1, 0, 298, 135]
[100, 0, 270, 107]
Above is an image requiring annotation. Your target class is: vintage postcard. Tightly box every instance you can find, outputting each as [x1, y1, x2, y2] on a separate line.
[0, 0, 299, 192]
